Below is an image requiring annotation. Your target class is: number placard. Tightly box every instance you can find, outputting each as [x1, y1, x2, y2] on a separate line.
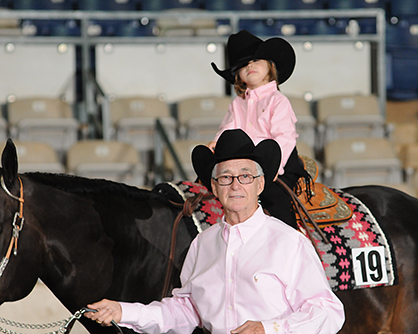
[352, 246, 388, 286]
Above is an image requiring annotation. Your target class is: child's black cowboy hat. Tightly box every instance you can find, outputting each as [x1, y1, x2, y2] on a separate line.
[192, 129, 281, 193]
[211, 30, 296, 85]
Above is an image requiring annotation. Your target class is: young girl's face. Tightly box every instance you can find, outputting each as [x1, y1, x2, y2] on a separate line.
[238, 59, 270, 90]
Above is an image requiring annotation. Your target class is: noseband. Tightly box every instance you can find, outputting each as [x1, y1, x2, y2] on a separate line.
[0, 175, 25, 277]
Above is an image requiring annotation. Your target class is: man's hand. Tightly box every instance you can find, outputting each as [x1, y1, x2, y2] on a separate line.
[84, 299, 122, 326]
[231, 320, 265, 334]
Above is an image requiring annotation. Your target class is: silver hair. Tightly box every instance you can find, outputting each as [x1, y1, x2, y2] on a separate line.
[211, 160, 264, 179]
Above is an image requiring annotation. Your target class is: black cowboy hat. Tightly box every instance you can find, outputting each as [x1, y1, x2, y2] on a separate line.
[192, 129, 281, 193]
[211, 30, 296, 85]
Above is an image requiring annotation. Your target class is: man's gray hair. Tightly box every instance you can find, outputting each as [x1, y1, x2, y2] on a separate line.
[211, 160, 264, 179]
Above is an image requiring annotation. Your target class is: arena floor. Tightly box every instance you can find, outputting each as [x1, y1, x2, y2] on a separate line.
[0, 281, 89, 334]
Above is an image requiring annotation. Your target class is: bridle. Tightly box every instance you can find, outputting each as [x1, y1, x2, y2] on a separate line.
[0, 175, 25, 277]
[0, 175, 124, 333]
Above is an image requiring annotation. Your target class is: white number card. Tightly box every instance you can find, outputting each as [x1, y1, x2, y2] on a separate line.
[352, 246, 388, 286]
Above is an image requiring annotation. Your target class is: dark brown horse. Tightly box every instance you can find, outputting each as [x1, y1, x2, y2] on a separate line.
[0, 138, 417, 333]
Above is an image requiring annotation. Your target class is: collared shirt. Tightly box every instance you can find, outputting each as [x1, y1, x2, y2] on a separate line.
[119, 207, 345, 334]
[214, 81, 298, 175]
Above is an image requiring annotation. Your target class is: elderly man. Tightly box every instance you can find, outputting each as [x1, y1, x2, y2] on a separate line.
[85, 129, 345, 334]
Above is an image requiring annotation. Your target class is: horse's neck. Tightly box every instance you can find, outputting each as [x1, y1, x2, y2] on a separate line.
[25, 185, 115, 309]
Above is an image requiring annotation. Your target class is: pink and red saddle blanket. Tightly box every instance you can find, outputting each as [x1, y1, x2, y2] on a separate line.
[155, 181, 397, 292]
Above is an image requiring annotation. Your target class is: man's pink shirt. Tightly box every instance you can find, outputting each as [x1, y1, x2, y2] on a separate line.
[119, 207, 345, 334]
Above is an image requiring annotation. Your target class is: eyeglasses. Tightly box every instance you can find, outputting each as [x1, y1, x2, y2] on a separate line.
[212, 174, 261, 186]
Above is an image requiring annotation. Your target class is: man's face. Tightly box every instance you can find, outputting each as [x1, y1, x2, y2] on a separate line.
[211, 159, 265, 224]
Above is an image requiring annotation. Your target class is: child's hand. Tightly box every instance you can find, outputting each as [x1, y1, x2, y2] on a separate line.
[273, 171, 279, 182]
[207, 141, 216, 152]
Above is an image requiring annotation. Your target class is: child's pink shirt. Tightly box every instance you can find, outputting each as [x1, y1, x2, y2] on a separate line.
[214, 81, 298, 175]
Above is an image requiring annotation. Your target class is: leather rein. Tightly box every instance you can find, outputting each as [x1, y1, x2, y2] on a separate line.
[161, 192, 214, 299]
[0, 175, 25, 278]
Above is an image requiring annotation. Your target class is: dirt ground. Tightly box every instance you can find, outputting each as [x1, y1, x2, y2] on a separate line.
[0, 281, 89, 334]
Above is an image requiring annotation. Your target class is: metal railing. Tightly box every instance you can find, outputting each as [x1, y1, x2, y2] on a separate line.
[155, 118, 187, 184]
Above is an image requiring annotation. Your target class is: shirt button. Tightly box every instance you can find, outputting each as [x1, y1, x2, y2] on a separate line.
[228, 278, 233, 283]
[230, 252, 235, 256]
[228, 305, 233, 310]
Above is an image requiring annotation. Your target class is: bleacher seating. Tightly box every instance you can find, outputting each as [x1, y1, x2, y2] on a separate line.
[327, 0, 387, 9]
[7, 97, 79, 159]
[390, 122, 418, 167]
[402, 143, 418, 195]
[386, 18, 418, 100]
[6, 140, 66, 173]
[176, 95, 231, 142]
[317, 94, 385, 150]
[204, 0, 264, 11]
[2, 2, 417, 189]
[386, 99, 418, 124]
[287, 95, 316, 148]
[0, 116, 6, 143]
[164, 139, 202, 181]
[11, 0, 73, 10]
[324, 137, 402, 188]
[265, 0, 325, 10]
[77, 0, 139, 11]
[390, 0, 418, 18]
[141, 0, 201, 11]
[21, 19, 80, 36]
[67, 140, 145, 186]
[109, 96, 176, 155]
[87, 19, 155, 37]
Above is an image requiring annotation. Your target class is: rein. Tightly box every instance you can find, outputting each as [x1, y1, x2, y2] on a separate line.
[275, 179, 329, 258]
[161, 192, 214, 299]
[0, 176, 25, 277]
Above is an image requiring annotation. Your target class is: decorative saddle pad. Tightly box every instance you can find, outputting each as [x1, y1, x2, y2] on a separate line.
[299, 188, 397, 291]
[156, 181, 397, 292]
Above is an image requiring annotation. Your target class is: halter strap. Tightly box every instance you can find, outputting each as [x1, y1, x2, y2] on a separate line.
[0, 175, 25, 277]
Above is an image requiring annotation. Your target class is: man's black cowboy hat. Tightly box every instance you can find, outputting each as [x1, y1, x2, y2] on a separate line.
[211, 30, 296, 85]
[192, 129, 281, 193]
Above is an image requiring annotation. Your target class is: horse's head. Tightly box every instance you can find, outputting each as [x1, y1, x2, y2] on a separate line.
[0, 139, 43, 304]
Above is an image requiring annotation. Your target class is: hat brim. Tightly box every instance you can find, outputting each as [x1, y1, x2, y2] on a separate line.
[192, 139, 281, 193]
[254, 38, 296, 85]
[212, 36, 296, 85]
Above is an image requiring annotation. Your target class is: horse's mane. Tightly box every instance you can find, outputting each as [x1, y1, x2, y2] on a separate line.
[22, 172, 166, 203]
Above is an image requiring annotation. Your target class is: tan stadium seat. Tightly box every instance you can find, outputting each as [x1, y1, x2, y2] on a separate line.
[324, 137, 402, 188]
[288, 95, 316, 148]
[390, 122, 418, 167]
[110, 96, 176, 154]
[177, 95, 231, 141]
[67, 140, 145, 187]
[7, 97, 78, 157]
[1, 140, 65, 174]
[164, 139, 203, 182]
[317, 94, 385, 149]
[0, 115, 7, 143]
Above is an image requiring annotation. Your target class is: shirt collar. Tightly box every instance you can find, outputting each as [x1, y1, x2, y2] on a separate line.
[221, 206, 266, 243]
[245, 81, 277, 100]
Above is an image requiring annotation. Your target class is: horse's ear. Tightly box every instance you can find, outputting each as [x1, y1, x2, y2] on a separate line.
[1, 138, 19, 187]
